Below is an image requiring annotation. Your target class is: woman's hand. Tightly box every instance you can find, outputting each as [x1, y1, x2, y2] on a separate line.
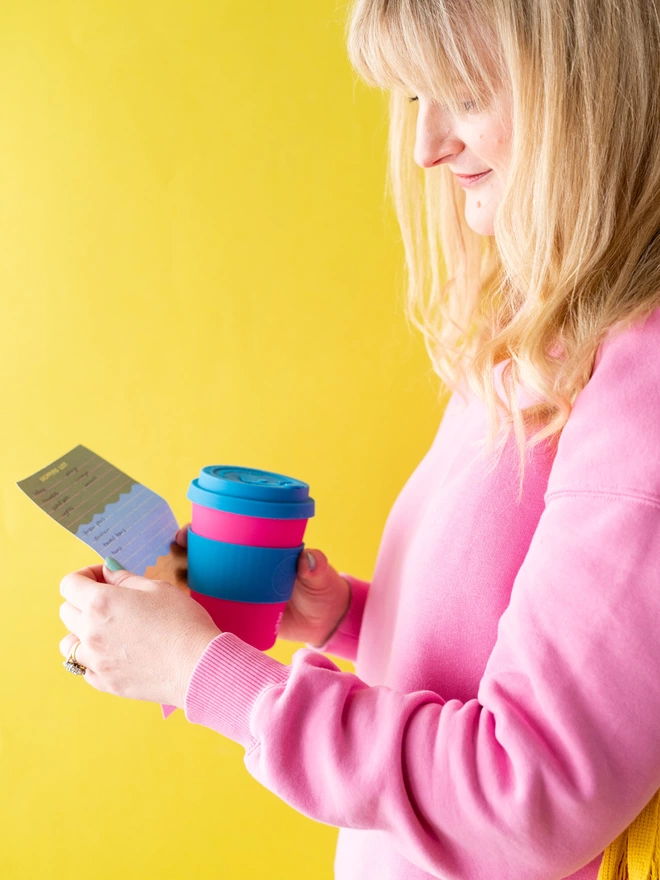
[175, 523, 351, 646]
[58, 561, 222, 709]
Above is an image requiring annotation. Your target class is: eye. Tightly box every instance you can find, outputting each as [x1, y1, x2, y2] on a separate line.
[407, 96, 477, 112]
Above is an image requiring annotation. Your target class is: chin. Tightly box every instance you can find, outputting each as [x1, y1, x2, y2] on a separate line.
[466, 215, 495, 236]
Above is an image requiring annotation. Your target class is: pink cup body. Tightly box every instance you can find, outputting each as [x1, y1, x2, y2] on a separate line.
[191, 591, 285, 651]
[189, 502, 309, 648]
[191, 502, 308, 547]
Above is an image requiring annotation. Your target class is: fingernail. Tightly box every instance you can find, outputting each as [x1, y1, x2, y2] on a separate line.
[306, 551, 316, 571]
[104, 556, 125, 571]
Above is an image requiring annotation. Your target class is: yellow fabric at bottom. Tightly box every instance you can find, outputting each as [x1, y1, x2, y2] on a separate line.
[598, 789, 660, 880]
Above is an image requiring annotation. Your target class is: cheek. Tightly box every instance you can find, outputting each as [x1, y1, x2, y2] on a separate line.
[478, 134, 504, 166]
[473, 120, 510, 171]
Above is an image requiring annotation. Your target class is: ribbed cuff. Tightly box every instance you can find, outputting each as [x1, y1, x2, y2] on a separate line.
[305, 573, 370, 660]
[184, 631, 290, 751]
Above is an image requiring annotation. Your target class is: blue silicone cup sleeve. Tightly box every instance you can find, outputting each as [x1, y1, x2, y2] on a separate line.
[187, 528, 304, 603]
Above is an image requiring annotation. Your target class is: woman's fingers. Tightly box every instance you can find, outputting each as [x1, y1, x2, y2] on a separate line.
[175, 524, 189, 548]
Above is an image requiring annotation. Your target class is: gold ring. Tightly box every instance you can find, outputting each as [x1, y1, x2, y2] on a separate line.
[66, 639, 81, 664]
[63, 639, 87, 675]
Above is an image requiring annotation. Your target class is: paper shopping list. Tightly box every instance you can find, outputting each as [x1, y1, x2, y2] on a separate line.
[17, 444, 187, 720]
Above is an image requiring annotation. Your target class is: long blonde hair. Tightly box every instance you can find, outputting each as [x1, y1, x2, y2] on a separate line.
[344, 0, 660, 504]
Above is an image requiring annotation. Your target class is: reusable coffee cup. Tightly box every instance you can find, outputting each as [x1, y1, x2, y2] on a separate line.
[186, 465, 315, 650]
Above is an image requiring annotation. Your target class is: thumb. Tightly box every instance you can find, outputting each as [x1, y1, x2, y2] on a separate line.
[102, 556, 155, 591]
[297, 548, 323, 577]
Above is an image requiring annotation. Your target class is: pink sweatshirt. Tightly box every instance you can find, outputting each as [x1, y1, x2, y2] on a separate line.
[184, 304, 660, 880]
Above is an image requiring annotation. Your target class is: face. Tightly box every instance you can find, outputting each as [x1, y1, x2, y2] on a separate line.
[410, 88, 512, 236]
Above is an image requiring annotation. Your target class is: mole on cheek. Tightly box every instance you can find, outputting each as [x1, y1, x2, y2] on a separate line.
[476, 201, 481, 208]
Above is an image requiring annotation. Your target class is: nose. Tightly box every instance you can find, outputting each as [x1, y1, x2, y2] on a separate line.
[413, 103, 463, 170]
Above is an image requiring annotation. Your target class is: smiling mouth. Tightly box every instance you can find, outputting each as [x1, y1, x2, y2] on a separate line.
[456, 170, 491, 179]
[455, 170, 492, 186]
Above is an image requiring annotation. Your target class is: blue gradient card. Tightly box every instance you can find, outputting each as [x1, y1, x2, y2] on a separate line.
[17, 445, 187, 719]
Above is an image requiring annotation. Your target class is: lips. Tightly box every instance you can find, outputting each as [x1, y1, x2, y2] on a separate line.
[454, 169, 492, 187]
[456, 170, 491, 180]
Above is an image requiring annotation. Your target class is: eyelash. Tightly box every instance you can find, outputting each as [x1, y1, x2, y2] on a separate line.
[407, 96, 476, 112]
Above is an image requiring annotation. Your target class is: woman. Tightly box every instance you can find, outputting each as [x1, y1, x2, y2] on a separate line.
[58, 0, 660, 877]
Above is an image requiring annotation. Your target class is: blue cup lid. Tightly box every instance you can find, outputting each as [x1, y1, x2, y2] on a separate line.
[187, 465, 315, 519]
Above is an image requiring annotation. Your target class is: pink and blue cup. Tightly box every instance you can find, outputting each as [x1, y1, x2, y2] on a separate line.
[186, 465, 315, 650]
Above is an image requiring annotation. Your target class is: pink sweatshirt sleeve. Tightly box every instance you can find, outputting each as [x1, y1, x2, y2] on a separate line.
[303, 572, 370, 661]
[184, 324, 660, 879]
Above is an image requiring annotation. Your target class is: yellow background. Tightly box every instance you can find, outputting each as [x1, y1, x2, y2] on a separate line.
[0, 2, 444, 877]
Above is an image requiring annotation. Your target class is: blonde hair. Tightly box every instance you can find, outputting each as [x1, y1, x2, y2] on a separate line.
[344, 0, 660, 504]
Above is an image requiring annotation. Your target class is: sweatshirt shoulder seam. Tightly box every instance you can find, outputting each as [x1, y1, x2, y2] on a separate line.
[545, 488, 660, 510]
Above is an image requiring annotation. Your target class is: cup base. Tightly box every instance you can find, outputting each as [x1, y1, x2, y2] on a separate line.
[191, 591, 285, 651]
